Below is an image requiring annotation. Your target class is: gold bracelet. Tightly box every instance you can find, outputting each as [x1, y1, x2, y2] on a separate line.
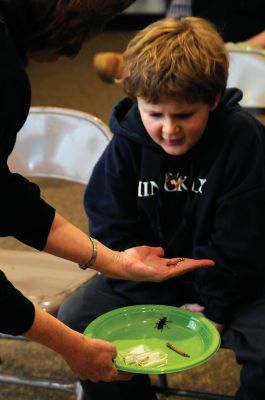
[78, 237, 97, 270]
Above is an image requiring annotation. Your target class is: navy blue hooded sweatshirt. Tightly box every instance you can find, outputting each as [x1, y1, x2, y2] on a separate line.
[85, 89, 265, 325]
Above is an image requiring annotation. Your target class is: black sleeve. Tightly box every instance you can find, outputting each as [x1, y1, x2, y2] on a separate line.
[0, 270, 35, 335]
[0, 32, 53, 335]
[0, 173, 55, 250]
[0, 32, 55, 249]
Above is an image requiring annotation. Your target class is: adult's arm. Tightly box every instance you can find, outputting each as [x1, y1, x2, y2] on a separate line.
[24, 304, 132, 382]
[0, 273, 130, 380]
[247, 30, 265, 49]
[44, 211, 214, 282]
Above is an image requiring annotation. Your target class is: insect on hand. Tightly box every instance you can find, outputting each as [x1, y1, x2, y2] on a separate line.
[155, 315, 171, 331]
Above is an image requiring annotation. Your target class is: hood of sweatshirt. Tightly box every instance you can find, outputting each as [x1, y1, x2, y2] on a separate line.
[109, 88, 243, 149]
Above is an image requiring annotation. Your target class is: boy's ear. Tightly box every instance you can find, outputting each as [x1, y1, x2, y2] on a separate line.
[210, 93, 222, 111]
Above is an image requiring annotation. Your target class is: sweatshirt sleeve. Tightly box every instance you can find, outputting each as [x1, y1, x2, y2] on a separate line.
[0, 31, 55, 335]
[0, 172, 55, 250]
[84, 137, 158, 250]
[194, 116, 265, 324]
[0, 173, 55, 335]
[0, 33, 55, 249]
[0, 270, 35, 335]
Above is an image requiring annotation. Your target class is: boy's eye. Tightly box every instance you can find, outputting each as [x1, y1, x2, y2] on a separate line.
[148, 112, 194, 119]
[176, 113, 193, 119]
[150, 113, 162, 118]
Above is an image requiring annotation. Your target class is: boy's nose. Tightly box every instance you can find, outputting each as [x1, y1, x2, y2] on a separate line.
[162, 120, 179, 135]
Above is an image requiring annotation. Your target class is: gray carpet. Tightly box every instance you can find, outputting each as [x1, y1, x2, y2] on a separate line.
[0, 30, 244, 399]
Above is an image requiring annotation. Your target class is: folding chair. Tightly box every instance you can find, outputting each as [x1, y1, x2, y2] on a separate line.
[0, 106, 112, 399]
[226, 43, 265, 115]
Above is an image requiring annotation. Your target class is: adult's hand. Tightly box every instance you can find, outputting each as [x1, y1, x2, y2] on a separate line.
[62, 336, 132, 382]
[108, 245, 215, 282]
[24, 305, 132, 382]
[44, 214, 214, 282]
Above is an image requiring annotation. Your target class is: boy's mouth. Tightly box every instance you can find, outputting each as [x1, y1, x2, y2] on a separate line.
[163, 137, 184, 146]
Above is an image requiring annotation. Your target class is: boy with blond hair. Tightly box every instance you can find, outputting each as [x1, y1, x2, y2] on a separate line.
[59, 17, 265, 399]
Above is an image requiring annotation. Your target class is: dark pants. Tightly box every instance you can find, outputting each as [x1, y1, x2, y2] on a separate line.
[57, 275, 265, 400]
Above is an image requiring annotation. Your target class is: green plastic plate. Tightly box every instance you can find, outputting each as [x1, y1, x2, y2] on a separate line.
[83, 304, 220, 374]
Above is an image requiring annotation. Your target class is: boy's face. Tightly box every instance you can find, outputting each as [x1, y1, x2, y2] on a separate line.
[137, 96, 219, 156]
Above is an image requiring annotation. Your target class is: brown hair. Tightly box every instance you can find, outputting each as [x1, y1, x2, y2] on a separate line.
[0, 0, 135, 56]
[121, 17, 229, 105]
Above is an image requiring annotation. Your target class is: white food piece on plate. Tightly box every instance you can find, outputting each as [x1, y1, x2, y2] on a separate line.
[119, 345, 168, 367]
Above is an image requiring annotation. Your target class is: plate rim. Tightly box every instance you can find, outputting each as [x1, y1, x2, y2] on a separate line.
[84, 304, 221, 374]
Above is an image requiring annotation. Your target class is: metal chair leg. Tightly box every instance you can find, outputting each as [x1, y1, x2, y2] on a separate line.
[0, 373, 79, 391]
[75, 381, 84, 400]
[152, 374, 234, 400]
[0, 336, 84, 400]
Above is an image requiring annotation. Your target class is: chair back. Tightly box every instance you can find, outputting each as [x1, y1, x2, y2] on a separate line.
[226, 44, 265, 111]
[8, 106, 112, 183]
[4, 106, 112, 314]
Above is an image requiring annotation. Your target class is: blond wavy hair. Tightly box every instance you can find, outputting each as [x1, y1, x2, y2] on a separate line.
[121, 17, 229, 105]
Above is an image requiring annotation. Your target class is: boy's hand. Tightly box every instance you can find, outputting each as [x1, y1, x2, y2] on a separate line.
[181, 303, 225, 333]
